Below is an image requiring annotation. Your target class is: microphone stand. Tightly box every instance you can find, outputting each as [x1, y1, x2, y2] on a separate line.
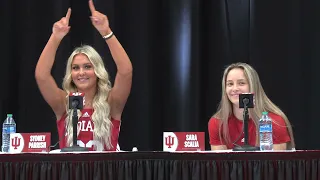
[61, 100, 89, 152]
[233, 100, 260, 151]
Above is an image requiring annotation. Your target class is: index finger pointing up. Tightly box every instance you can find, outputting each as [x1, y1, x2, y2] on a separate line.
[65, 8, 71, 22]
[89, 0, 96, 13]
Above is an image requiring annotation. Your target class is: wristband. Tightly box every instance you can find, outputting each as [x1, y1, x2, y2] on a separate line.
[102, 31, 114, 40]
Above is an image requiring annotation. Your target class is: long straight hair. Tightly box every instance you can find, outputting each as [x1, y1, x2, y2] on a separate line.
[213, 62, 295, 149]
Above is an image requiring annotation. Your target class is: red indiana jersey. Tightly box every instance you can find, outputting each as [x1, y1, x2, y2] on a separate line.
[57, 109, 120, 151]
[208, 112, 291, 149]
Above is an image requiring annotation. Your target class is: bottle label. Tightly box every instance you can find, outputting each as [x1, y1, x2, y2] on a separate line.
[2, 126, 16, 133]
[2, 128, 8, 133]
[9, 126, 16, 133]
[260, 124, 272, 132]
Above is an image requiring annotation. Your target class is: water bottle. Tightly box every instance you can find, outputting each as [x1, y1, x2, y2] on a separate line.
[2, 114, 16, 152]
[259, 111, 273, 151]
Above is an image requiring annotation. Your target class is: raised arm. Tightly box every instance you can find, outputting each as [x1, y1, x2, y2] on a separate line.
[89, 0, 133, 120]
[35, 8, 71, 120]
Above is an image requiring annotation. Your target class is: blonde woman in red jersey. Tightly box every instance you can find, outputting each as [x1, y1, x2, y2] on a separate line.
[208, 62, 295, 150]
[35, 1, 132, 151]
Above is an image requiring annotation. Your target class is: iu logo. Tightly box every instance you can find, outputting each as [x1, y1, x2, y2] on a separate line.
[165, 136, 174, 148]
[163, 132, 178, 152]
[9, 133, 24, 153]
[12, 137, 21, 149]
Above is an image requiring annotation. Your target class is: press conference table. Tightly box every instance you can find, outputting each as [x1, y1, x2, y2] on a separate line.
[0, 150, 319, 180]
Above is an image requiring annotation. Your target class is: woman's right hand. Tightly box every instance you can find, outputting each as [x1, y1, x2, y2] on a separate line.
[52, 8, 71, 40]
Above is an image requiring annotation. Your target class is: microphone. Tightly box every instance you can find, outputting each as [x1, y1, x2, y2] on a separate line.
[243, 97, 249, 105]
[60, 92, 88, 152]
[239, 93, 254, 108]
[233, 93, 259, 151]
[68, 92, 85, 110]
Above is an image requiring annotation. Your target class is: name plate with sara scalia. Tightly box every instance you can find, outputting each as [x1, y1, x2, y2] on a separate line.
[163, 132, 205, 152]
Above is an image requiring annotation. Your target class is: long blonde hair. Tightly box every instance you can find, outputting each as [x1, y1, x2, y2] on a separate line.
[61, 45, 113, 150]
[213, 62, 295, 149]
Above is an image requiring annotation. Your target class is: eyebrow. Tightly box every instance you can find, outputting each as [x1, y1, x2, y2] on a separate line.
[226, 79, 246, 82]
[72, 63, 92, 66]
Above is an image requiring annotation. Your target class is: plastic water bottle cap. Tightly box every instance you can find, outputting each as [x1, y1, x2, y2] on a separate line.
[132, 147, 138, 151]
[7, 114, 12, 117]
[262, 112, 268, 115]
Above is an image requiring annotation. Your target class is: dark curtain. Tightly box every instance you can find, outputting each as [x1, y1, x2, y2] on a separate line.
[0, 0, 319, 151]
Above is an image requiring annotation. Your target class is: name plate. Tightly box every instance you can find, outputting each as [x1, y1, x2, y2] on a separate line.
[163, 132, 205, 152]
[9, 133, 51, 153]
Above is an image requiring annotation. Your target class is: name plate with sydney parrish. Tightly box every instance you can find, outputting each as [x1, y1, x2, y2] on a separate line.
[163, 132, 205, 152]
[9, 133, 51, 153]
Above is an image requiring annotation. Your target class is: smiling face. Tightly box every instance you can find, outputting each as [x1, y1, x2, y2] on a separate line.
[71, 53, 97, 92]
[225, 68, 250, 106]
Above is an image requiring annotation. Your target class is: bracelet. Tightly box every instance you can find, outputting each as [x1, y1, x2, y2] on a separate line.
[102, 31, 114, 40]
